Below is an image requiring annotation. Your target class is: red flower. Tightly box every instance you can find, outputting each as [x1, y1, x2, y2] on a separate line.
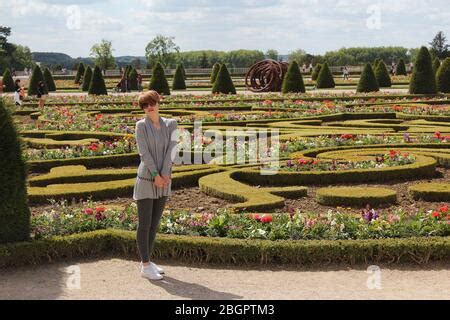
[432, 211, 442, 219]
[435, 131, 442, 139]
[84, 208, 94, 215]
[439, 206, 449, 214]
[248, 214, 261, 221]
[341, 134, 354, 140]
[96, 207, 106, 214]
[89, 143, 99, 151]
[260, 215, 273, 223]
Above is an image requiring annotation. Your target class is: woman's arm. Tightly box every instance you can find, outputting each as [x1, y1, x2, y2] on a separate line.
[135, 121, 158, 174]
[161, 120, 178, 177]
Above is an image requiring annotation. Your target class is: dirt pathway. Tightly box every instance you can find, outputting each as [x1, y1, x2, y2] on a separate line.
[0, 258, 448, 300]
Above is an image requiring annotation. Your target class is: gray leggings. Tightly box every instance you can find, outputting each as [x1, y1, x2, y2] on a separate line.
[136, 197, 168, 263]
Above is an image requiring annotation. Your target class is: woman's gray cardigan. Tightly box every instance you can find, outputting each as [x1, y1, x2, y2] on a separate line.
[133, 116, 178, 200]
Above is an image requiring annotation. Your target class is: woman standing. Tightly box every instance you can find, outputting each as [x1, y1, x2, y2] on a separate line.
[133, 90, 178, 280]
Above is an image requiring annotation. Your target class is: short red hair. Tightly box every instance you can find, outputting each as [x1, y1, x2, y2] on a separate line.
[138, 90, 161, 109]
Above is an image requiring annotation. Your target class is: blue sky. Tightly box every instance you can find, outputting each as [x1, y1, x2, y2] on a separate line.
[1, 0, 449, 57]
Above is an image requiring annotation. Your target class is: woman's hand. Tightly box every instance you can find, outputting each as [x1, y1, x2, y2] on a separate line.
[154, 175, 168, 188]
[161, 175, 171, 185]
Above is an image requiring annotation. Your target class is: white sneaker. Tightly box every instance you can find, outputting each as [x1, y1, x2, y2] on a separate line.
[140, 262, 165, 274]
[151, 262, 165, 274]
[140, 264, 163, 280]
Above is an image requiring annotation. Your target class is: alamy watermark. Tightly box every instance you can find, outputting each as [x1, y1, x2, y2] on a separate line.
[168, 122, 280, 175]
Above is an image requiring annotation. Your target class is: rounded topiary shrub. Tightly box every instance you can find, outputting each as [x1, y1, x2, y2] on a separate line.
[436, 57, 450, 93]
[396, 59, 407, 76]
[74, 63, 85, 84]
[374, 61, 392, 88]
[2, 68, 15, 92]
[357, 63, 380, 93]
[210, 63, 221, 84]
[128, 68, 138, 91]
[281, 61, 305, 93]
[212, 64, 236, 94]
[43, 68, 56, 92]
[409, 46, 437, 94]
[311, 63, 322, 81]
[81, 66, 93, 92]
[28, 65, 46, 96]
[88, 66, 108, 95]
[149, 62, 170, 95]
[0, 98, 31, 244]
[316, 63, 335, 88]
[172, 64, 187, 90]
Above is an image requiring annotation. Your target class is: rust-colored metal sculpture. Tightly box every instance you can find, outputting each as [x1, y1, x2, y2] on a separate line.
[245, 59, 289, 92]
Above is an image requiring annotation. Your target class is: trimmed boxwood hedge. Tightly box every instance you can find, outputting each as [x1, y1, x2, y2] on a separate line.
[316, 187, 397, 207]
[0, 229, 449, 268]
[199, 170, 307, 212]
[233, 155, 437, 186]
[28, 167, 224, 204]
[409, 183, 450, 202]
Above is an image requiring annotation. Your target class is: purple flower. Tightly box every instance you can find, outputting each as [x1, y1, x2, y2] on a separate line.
[361, 205, 380, 222]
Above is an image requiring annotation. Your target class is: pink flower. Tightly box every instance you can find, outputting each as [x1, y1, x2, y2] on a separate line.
[84, 208, 94, 215]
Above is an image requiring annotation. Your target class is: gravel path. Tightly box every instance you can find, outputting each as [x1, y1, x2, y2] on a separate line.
[1, 258, 448, 300]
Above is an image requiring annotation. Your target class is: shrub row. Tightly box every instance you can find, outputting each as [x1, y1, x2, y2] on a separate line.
[233, 155, 437, 186]
[316, 187, 397, 207]
[1, 229, 449, 268]
[199, 170, 307, 212]
[409, 183, 450, 202]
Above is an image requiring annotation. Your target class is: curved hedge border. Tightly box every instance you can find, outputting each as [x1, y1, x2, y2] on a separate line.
[409, 183, 450, 202]
[0, 229, 449, 268]
[28, 166, 224, 204]
[199, 170, 307, 212]
[316, 187, 397, 207]
[233, 155, 437, 186]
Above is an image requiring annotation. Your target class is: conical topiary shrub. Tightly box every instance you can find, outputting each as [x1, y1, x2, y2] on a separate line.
[210, 63, 221, 84]
[43, 68, 56, 92]
[0, 98, 30, 244]
[28, 65, 46, 96]
[75, 63, 85, 84]
[281, 61, 305, 93]
[172, 64, 186, 90]
[409, 46, 437, 94]
[88, 66, 108, 95]
[180, 63, 186, 79]
[316, 63, 335, 88]
[212, 64, 236, 94]
[357, 63, 380, 93]
[436, 57, 450, 93]
[81, 66, 93, 92]
[128, 68, 138, 91]
[374, 61, 392, 87]
[396, 59, 407, 76]
[149, 62, 170, 95]
[2, 69, 15, 92]
[433, 57, 441, 75]
[311, 64, 322, 81]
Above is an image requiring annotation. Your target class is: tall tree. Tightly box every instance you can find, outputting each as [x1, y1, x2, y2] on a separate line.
[266, 49, 279, 60]
[90, 39, 116, 71]
[430, 31, 449, 60]
[145, 35, 180, 68]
